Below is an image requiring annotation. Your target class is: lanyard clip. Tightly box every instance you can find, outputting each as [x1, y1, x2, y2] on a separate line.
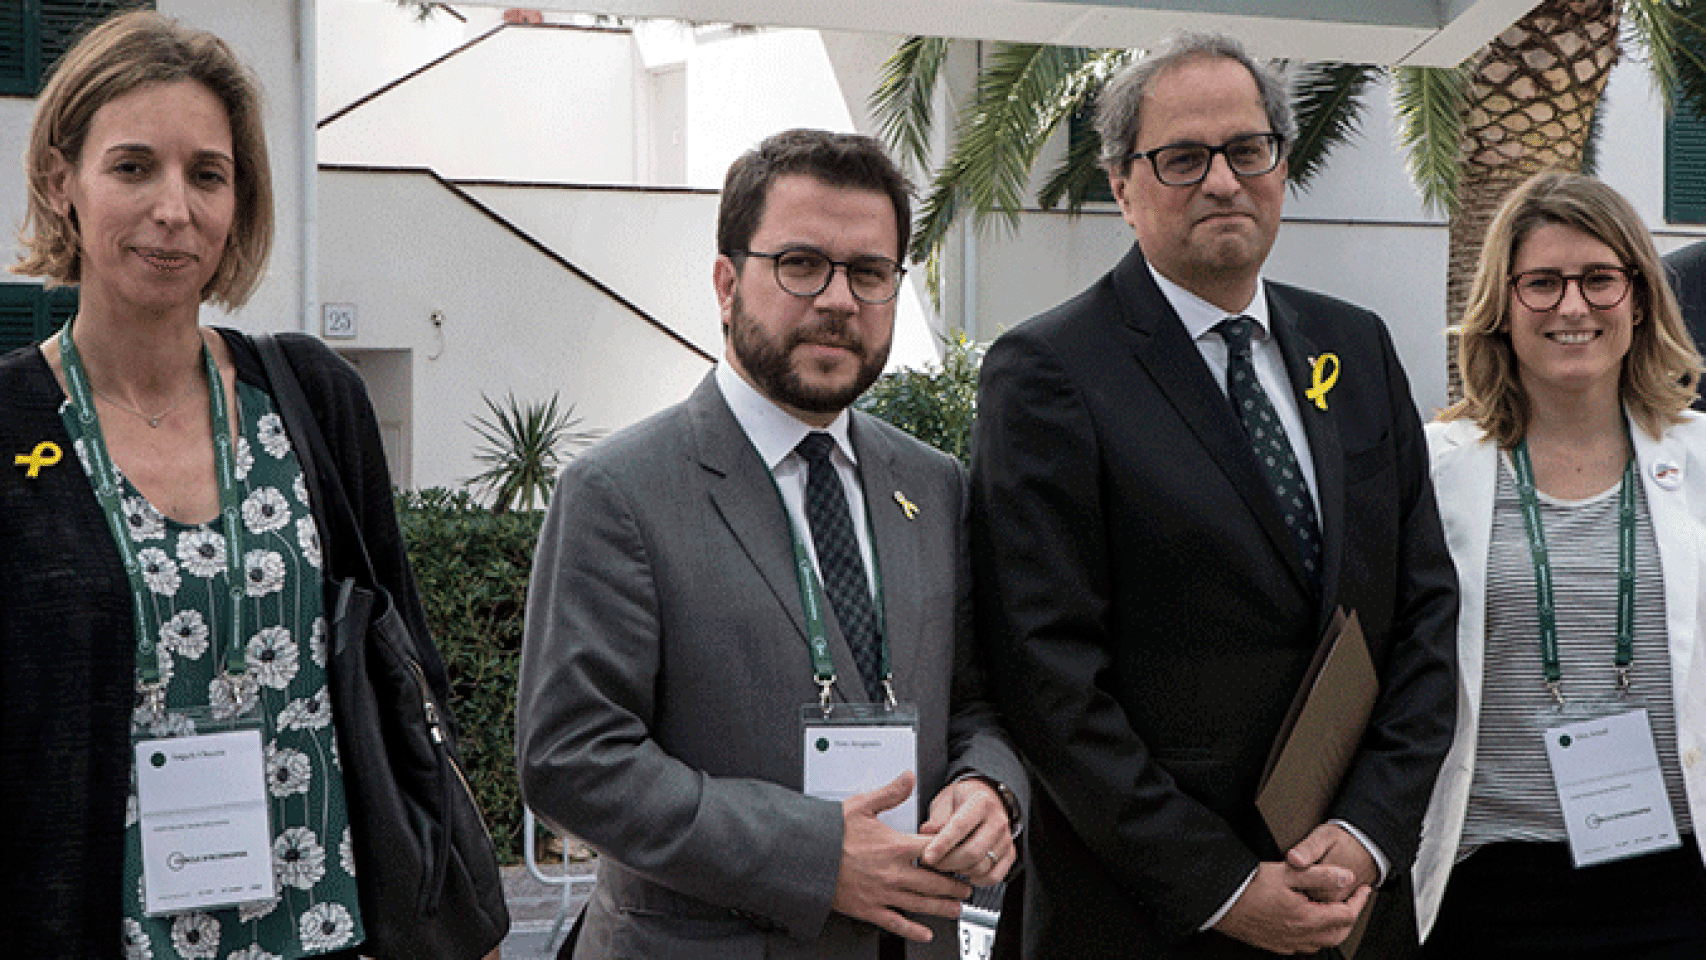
[882, 677, 898, 710]
[1546, 679, 1565, 706]
[818, 677, 836, 717]
[1615, 665, 1632, 696]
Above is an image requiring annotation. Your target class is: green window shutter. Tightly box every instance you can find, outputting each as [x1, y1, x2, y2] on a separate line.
[1, 0, 151, 97]
[0, 286, 44, 354]
[1666, 102, 1706, 225]
[0, 0, 37, 96]
[0, 283, 77, 353]
[1068, 110, 1115, 205]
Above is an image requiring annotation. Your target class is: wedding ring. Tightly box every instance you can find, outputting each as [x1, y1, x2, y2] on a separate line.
[985, 850, 999, 865]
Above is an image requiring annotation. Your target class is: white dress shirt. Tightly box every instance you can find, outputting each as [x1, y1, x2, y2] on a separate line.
[714, 361, 877, 596]
[1148, 263, 1321, 518]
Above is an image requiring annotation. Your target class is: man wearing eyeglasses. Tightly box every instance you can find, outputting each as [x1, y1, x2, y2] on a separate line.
[970, 33, 1457, 960]
[519, 128, 1025, 960]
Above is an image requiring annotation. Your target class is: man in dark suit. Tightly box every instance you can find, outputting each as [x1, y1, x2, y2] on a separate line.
[970, 33, 1458, 959]
[518, 129, 1026, 960]
[1661, 239, 1706, 409]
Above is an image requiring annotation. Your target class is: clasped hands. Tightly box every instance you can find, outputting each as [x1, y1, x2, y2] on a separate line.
[1214, 822, 1378, 955]
[831, 771, 1015, 943]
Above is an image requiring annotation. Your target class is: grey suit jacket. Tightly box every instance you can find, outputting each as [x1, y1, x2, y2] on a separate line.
[517, 372, 1026, 960]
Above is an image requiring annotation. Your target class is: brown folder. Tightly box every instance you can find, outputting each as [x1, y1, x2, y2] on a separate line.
[1255, 608, 1378, 957]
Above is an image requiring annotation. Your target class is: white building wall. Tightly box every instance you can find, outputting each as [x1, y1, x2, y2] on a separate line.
[317, 167, 713, 491]
[685, 29, 856, 186]
[317, 25, 641, 183]
[316, 0, 496, 119]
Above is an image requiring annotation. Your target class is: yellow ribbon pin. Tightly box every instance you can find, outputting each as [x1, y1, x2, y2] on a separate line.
[893, 490, 919, 520]
[1306, 353, 1340, 411]
[15, 441, 62, 478]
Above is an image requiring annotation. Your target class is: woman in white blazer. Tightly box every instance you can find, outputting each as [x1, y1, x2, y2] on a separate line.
[1414, 171, 1706, 958]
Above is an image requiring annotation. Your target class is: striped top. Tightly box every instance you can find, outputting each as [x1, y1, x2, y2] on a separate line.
[1458, 454, 1694, 859]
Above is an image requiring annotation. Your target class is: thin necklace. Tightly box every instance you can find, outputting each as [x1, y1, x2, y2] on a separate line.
[88, 373, 203, 428]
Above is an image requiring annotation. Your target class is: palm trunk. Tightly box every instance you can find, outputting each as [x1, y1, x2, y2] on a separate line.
[1446, 0, 1621, 400]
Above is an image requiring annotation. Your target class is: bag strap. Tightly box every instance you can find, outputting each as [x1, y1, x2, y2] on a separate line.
[253, 333, 380, 591]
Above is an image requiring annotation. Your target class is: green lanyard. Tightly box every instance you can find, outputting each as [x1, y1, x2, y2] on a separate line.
[1509, 439, 1636, 704]
[59, 324, 247, 685]
[770, 462, 893, 712]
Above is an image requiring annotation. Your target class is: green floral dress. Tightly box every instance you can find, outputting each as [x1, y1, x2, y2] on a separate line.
[61, 383, 366, 960]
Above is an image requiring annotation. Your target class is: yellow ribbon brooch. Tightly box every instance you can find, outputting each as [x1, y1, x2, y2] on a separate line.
[1306, 353, 1340, 411]
[15, 441, 62, 478]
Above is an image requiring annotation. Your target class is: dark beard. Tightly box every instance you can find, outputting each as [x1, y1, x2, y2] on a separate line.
[728, 291, 889, 415]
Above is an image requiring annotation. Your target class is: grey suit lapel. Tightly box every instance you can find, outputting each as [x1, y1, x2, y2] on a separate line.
[852, 415, 920, 701]
[1268, 293, 1347, 627]
[691, 373, 873, 704]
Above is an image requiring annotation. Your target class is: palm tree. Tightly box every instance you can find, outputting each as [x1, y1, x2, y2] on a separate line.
[873, 0, 1706, 397]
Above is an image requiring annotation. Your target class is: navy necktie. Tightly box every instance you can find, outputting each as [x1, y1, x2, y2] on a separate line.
[1216, 316, 1322, 588]
[796, 432, 884, 701]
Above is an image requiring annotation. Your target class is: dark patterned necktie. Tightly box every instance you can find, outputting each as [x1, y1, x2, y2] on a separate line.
[796, 432, 884, 701]
[1216, 316, 1322, 588]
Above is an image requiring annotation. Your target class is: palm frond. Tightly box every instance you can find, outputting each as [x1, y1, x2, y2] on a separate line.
[1394, 64, 1468, 216]
[1037, 109, 1111, 211]
[1286, 62, 1383, 190]
[871, 36, 953, 174]
[1036, 49, 1136, 211]
[910, 43, 1109, 264]
[1628, 0, 1706, 121]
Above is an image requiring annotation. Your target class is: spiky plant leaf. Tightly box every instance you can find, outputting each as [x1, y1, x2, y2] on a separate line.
[465, 392, 600, 513]
[1394, 64, 1468, 216]
[1287, 62, 1382, 190]
[872, 36, 953, 174]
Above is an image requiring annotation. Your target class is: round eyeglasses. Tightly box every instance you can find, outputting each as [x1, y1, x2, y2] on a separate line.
[1126, 133, 1286, 187]
[736, 248, 907, 305]
[1509, 267, 1636, 312]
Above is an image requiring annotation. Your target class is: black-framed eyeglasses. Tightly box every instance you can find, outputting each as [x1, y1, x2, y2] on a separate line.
[1510, 266, 1637, 312]
[1127, 132, 1287, 187]
[735, 247, 907, 305]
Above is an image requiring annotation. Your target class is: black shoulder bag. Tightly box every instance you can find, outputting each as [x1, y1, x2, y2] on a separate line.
[256, 334, 508, 959]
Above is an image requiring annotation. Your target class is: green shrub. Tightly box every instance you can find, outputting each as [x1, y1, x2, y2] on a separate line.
[856, 332, 984, 462]
[397, 487, 542, 863]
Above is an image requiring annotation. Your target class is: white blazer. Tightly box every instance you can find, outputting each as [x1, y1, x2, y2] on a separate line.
[1412, 412, 1706, 939]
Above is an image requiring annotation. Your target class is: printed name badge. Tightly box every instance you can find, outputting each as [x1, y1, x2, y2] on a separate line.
[133, 728, 278, 915]
[802, 703, 919, 833]
[1543, 708, 1681, 868]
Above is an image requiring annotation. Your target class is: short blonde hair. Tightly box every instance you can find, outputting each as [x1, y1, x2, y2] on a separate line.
[1446, 170, 1700, 444]
[12, 10, 273, 309]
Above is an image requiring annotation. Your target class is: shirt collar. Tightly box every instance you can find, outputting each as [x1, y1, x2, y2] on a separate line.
[1145, 260, 1272, 344]
[715, 361, 857, 471]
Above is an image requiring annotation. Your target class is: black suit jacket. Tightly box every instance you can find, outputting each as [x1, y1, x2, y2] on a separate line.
[970, 245, 1458, 959]
[1661, 239, 1706, 411]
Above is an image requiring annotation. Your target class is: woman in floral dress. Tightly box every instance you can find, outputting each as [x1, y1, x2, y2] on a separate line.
[0, 11, 485, 959]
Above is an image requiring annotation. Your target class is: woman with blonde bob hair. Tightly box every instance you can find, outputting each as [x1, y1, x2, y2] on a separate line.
[1415, 170, 1706, 958]
[2, 10, 502, 959]
[14, 8, 273, 307]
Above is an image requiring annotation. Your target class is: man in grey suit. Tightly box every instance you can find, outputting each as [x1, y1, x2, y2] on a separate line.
[518, 128, 1026, 960]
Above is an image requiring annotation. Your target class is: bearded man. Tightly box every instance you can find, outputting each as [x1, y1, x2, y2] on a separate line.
[518, 128, 1026, 960]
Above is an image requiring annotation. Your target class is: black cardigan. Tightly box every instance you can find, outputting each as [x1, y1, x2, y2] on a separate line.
[0, 328, 447, 956]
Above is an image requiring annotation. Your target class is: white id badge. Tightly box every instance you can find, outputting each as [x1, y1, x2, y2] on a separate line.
[802, 703, 919, 833]
[1542, 707, 1682, 868]
[133, 711, 277, 916]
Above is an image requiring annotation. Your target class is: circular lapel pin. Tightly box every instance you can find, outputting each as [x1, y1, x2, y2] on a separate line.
[1653, 459, 1683, 490]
